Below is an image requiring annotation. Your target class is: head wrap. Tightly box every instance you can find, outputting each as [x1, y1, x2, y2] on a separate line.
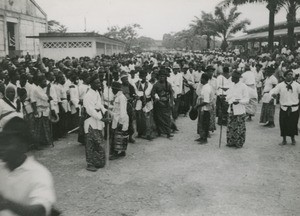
[111, 81, 122, 90]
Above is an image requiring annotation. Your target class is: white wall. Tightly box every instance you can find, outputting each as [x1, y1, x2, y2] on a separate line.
[0, 16, 5, 57]
[40, 37, 96, 60]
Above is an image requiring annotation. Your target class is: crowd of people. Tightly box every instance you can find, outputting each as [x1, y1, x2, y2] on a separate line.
[0, 47, 300, 172]
[1, 46, 300, 215]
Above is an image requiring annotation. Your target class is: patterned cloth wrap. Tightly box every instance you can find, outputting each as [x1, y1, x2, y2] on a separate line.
[113, 127, 129, 152]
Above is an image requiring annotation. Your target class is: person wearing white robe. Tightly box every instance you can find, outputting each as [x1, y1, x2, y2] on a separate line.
[226, 71, 249, 148]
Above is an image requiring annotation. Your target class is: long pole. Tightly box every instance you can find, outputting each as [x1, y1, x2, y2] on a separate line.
[106, 71, 110, 167]
[218, 76, 224, 148]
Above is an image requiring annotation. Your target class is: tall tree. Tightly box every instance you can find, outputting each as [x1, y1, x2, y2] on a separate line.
[214, 6, 250, 51]
[104, 24, 142, 50]
[190, 12, 218, 49]
[47, 20, 67, 33]
[280, 0, 300, 50]
[219, 0, 284, 51]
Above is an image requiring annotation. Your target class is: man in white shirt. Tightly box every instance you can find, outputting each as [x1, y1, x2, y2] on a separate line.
[194, 73, 212, 144]
[241, 64, 258, 121]
[216, 67, 232, 126]
[134, 70, 154, 140]
[270, 70, 300, 145]
[254, 64, 264, 103]
[226, 71, 249, 148]
[181, 64, 194, 116]
[83, 75, 107, 171]
[110, 82, 129, 160]
[169, 63, 183, 120]
[0, 117, 56, 216]
[259, 66, 278, 128]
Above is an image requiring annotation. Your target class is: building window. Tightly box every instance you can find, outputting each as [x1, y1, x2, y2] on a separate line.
[68, 41, 92, 48]
[43, 41, 92, 49]
[43, 42, 68, 48]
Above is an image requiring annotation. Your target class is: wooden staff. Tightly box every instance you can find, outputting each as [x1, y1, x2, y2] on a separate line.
[106, 71, 111, 167]
[219, 76, 224, 148]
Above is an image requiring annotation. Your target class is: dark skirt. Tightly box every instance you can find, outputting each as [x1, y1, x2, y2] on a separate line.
[216, 96, 229, 126]
[197, 109, 210, 139]
[179, 91, 193, 115]
[227, 114, 246, 148]
[279, 108, 299, 137]
[136, 110, 156, 138]
[33, 116, 52, 147]
[85, 126, 105, 168]
[154, 102, 171, 135]
[77, 115, 85, 144]
[259, 103, 275, 124]
[209, 103, 216, 132]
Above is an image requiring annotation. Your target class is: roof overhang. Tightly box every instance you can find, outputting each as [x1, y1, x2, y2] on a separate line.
[26, 32, 127, 45]
[228, 26, 300, 42]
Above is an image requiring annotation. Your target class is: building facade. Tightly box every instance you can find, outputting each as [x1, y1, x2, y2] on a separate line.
[27, 32, 126, 60]
[0, 0, 47, 58]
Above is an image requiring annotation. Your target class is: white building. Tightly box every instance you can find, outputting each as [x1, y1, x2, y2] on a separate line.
[27, 32, 127, 60]
[0, 0, 47, 58]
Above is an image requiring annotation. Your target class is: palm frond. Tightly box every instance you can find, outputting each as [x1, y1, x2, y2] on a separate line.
[229, 19, 251, 35]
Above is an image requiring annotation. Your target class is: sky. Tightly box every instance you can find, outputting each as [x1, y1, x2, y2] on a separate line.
[36, 0, 299, 40]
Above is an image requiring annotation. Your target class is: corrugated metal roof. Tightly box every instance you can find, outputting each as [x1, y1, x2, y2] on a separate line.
[228, 26, 300, 42]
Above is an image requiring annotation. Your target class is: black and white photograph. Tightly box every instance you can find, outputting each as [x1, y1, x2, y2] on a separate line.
[0, 0, 300, 215]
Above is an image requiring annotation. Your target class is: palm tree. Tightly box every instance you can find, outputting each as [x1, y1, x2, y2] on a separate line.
[280, 0, 300, 50]
[219, 0, 284, 51]
[214, 6, 250, 51]
[190, 12, 218, 50]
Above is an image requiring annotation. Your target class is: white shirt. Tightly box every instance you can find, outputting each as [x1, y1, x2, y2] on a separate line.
[241, 70, 258, 99]
[270, 81, 300, 112]
[69, 84, 79, 114]
[200, 83, 212, 111]
[216, 75, 233, 96]
[254, 70, 264, 88]
[78, 83, 89, 101]
[226, 82, 249, 115]
[128, 74, 139, 87]
[134, 81, 153, 112]
[182, 71, 194, 94]
[32, 86, 51, 117]
[23, 82, 33, 114]
[83, 88, 106, 133]
[261, 75, 278, 103]
[192, 71, 203, 90]
[0, 157, 56, 216]
[169, 72, 183, 98]
[112, 91, 129, 131]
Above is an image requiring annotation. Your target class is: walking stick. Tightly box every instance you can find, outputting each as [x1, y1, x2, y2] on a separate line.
[106, 72, 111, 167]
[218, 76, 224, 148]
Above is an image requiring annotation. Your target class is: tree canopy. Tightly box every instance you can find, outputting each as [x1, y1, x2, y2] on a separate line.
[47, 20, 67, 33]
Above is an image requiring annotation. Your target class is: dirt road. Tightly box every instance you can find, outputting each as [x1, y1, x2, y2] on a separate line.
[34, 106, 300, 216]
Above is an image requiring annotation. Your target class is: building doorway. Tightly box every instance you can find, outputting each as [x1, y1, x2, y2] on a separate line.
[7, 22, 19, 57]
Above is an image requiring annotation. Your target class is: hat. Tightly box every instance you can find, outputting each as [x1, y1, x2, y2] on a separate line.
[189, 107, 198, 121]
[120, 71, 128, 79]
[183, 64, 189, 69]
[111, 81, 122, 90]
[206, 65, 215, 72]
[173, 63, 180, 69]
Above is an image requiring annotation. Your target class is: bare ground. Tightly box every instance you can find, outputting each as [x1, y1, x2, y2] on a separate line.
[33, 104, 300, 216]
